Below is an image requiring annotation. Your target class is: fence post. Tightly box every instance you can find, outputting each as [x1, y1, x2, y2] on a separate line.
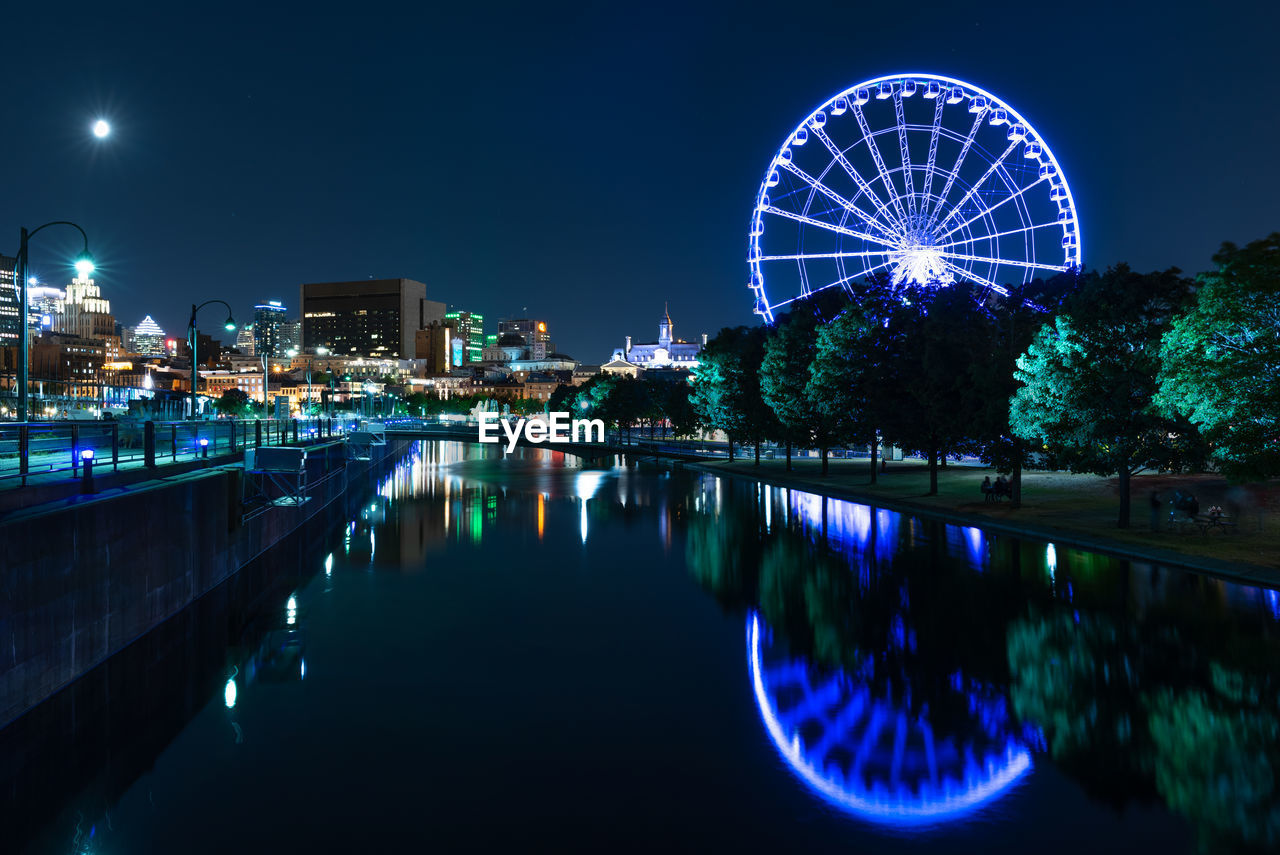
[292, 420, 298, 443]
[255, 420, 262, 449]
[229, 419, 237, 453]
[145, 420, 156, 469]
[112, 422, 119, 471]
[71, 423, 80, 475]
[171, 425, 177, 462]
[19, 424, 28, 484]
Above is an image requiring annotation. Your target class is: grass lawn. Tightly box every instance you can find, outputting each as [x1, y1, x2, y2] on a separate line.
[698, 456, 1280, 571]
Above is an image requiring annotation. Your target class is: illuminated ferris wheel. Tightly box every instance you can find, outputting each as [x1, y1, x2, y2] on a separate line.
[747, 73, 1081, 323]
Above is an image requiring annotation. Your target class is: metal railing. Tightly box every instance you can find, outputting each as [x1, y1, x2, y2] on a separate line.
[0, 417, 361, 488]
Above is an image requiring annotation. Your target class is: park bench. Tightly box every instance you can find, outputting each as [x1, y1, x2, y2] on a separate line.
[1193, 514, 1238, 535]
[982, 483, 1011, 503]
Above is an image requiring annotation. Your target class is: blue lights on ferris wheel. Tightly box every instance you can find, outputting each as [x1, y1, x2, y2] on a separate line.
[747, 73, 1082, 323]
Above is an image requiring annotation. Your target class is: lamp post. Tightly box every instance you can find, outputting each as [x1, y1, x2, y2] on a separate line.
[188, 300, 237, 421]
[13, 222, 95, 422]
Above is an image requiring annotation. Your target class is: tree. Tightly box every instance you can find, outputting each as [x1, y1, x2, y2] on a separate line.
[1157, 234, 1280, 481]
[213, 387, 252, 417]
[404, 391, 432, 417]
[548, 383, 577, 412]
[660, 378, 700, 438]
[807, 301, 890, 482]
[761, 312, 823, 472]
[690, 327, 773, 461]
[965, 275, 1078, 507]
[1010, 266, 1201, 527]
[883, 284, 991, 495]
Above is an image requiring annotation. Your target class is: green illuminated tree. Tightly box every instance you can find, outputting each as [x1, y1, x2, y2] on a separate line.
[690, 326, 773, 461]
[213, 387, 252, 417]
[1156, 233, 1280, 481]
[1010, 266, 1200, 527]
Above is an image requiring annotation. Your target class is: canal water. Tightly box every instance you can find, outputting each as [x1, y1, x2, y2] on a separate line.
[5, 440, 1278, 853]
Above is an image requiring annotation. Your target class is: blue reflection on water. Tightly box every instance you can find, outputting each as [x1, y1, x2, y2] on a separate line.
[748, 613, 1032, 826]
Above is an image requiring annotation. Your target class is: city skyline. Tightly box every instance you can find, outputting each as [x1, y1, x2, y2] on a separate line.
[7, 0, 1279, 359]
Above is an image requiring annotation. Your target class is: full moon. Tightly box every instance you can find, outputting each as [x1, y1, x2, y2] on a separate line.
[92, 119, 110, 138]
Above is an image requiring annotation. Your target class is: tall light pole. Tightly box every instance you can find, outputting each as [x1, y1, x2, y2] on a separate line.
[188, 300, 237, 420]
[13, 222, 95, 422]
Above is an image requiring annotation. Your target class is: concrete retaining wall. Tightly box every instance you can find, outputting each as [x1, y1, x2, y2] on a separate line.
[0, 440, 409, 727]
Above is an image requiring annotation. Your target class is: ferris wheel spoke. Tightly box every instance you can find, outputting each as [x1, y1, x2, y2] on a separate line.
[810, 124, 905, 233]
[760, 250, 894, 262]
[935, 219, 1067, 251]
[925, 110, 985, 231]
[940, 260, 1010, 297]
[780, 161, 900, 242]
[920, 95, 946, 207]
[893, 93, 917, 218]
[853, 106, 911, 226]
[759, 205, 900, 247]
[934, 176, 1049, 243]
[938, 250, 1068, 273]
[932, 139, 1022, 233]
[768, 259, 896, 311]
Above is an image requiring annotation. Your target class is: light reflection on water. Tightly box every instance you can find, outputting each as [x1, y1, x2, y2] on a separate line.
[9, 440, 1280, 854]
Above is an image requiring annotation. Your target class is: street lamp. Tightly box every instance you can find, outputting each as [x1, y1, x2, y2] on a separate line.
[188, 300, 236, 420]
[13, 222, 95, 422]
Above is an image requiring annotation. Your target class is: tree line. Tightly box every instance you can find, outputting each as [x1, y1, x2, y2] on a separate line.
[686, 233, 1280, 528]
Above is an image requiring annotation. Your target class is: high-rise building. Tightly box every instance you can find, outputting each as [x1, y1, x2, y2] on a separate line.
[125, 315, 167, 357]
[443, 310, 484, 366]
[53, 275, 115, 341]
[414, 322, 453, 374]
[235, 324, 256, 356]
[279, 319, 302, 354]
[254, 301, 288, 357]
[496, 318, 552, 359]
[0, 255, 19, 348]
[301, 279, 445, 358]
[28, 285, 64, 332]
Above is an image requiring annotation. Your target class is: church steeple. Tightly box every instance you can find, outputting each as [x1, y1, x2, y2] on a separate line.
[658, 302, 673, 346]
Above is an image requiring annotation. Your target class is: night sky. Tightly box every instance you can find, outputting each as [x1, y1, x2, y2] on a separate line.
[8, 1, 1278, 361]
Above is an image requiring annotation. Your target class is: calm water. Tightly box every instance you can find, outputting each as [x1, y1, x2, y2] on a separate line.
[6, 440, 1280, 853]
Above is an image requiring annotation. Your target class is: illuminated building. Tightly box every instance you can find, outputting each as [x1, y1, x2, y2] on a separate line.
[301, 278, 445, 358]
[28, 285, 64, 332]
[202, 370, 266, 402]
[0, 255, 18, 347]
[235, 323, 256, 356]
[443, 310, 484, 365]
[53, 275, 115, 341]
[123, 315, 166, 357]
[253, 301, 287, 356]
[610, 305, 705, 368]
[496, 318, 551, 351]
[30, 332, 104, 399]
[279, 319, 302, 354]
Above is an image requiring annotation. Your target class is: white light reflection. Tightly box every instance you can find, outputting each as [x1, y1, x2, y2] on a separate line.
[224, 678, 237, 709]
[575, 470, 608, 545]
